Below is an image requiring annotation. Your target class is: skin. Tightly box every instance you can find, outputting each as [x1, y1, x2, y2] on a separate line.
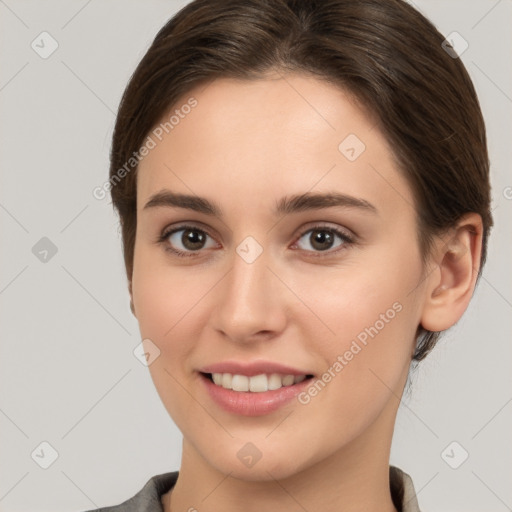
[130, 72, 482, 512]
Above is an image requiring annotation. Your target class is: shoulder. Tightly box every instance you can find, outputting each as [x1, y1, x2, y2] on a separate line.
[390, 465, 422, 512]
[82, 471, 179, 512]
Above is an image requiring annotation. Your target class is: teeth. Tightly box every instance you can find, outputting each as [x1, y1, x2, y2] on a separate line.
[221, 373, 232, 389]
[268, 373, 282, 390]
[231, 374, 249, 392]
[282, 374, 295, 386]
[249, 374, 267, 392]
[210, 372, 308, 392]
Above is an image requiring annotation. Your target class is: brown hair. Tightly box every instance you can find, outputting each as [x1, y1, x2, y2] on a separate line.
[108, 0, 492, 363]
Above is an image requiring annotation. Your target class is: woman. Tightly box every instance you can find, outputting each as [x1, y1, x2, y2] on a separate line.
[89, 0, 492, 510]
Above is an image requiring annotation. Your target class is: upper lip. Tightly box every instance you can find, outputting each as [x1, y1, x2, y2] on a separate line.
[199, 360, 313, 377]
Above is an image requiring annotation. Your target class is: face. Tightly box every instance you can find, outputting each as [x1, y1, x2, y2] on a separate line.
[131, 73, 429, 481]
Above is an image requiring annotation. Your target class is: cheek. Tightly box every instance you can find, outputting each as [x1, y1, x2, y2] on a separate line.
[131, 249, 221, 396]
[295, 251, 422, 402]
[295, 250, 421, 348]
[131, 249, 179, 348]
[283, 277, 417, 469]
[131, 260, 200, 428]
[131, 243, 207, 340]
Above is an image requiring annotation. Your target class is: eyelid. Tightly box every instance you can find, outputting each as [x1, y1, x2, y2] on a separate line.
[292, 221, 355, 243]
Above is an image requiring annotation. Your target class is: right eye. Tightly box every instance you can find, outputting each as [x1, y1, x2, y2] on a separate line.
[158, 224, 219, 258]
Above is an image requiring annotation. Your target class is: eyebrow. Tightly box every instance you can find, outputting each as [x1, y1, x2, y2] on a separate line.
[143, 190, 378, 217]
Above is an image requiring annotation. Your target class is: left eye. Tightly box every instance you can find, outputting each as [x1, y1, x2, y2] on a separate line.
[293, 227, 352, 253]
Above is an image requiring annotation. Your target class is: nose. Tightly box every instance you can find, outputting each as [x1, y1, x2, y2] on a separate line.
[210, 244, 288, 345]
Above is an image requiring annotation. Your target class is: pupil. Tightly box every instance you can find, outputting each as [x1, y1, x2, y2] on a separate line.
[183, 229, 205, 250]
[311, 230, 333, 251]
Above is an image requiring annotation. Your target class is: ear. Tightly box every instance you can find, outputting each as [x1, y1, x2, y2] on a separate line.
[129, 279, 137, 317]
[420, 213, 483, 332]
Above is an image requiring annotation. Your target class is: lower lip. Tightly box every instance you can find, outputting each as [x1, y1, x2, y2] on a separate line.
[199, 373, 313, 417]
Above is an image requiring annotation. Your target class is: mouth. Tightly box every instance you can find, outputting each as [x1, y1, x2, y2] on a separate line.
[200, 371, 315, 392]
[198, 371, 315, 416]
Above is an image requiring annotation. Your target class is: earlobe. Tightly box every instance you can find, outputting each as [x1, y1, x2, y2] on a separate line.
[420, 213, 483, 332]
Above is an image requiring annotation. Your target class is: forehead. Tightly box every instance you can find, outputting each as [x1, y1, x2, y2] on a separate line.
[136, 73, 414, 219]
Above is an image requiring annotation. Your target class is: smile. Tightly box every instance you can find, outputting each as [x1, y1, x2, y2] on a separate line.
[209, 372, 308, 392]
[199, 371, 315, 416]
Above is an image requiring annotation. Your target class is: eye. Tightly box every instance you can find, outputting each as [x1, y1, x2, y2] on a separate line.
[292, 225, 353, 256]
[158, 223, 354, 259]
[158, 224, 218, 258]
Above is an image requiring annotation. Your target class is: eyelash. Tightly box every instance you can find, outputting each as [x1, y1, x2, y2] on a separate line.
[156, 223, 355, 259]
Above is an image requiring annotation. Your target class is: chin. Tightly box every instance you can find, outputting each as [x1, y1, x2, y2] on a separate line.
[219, 459, 303, 482]
[201, 441, 316, 483]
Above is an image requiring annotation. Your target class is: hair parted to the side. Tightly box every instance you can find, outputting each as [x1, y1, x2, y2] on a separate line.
[109, 0, 492, 362]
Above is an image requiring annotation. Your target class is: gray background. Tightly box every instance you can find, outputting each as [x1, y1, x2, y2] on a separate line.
[0, 1, 510, 510]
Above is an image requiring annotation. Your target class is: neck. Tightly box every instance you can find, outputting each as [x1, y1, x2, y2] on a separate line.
[163, 399, 400, 512]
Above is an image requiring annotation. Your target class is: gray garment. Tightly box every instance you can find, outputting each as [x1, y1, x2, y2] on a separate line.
[86, 465, 421, 512]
